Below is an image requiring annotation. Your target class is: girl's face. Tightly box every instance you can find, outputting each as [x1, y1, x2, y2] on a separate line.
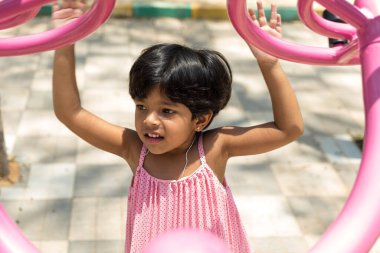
[134, 86, 198, 155]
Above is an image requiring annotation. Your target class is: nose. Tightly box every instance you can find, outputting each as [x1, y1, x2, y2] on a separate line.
[144, 111, 160, 127]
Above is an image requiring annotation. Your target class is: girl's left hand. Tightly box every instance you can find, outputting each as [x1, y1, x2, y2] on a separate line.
[52, 0, 87, 28]
[247, 1, 282, 65]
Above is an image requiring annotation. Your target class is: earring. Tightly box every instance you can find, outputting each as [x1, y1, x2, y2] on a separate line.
[196, 127, 202, 132]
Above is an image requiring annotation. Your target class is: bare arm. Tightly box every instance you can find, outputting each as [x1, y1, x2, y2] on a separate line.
[52, 1, 140, 164]
[53, 46, 137, 157]
[218, 1, 303, 158]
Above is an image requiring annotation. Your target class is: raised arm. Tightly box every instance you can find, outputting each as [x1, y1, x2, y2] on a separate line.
[52, 0, 140, 165]
[220, 1, 304, 157]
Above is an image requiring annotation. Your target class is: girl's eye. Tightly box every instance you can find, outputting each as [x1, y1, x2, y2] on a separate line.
[162, 108, 175, 114]
[136, 105, 146, 110]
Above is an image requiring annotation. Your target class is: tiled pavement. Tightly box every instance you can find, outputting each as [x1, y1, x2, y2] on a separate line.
[0, 15, 379, 253]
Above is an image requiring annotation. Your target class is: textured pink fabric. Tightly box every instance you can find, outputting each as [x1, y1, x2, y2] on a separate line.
[125, 134, 251, 253]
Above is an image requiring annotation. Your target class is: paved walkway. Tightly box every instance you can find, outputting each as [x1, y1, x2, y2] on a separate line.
[0, 6, 379, 253]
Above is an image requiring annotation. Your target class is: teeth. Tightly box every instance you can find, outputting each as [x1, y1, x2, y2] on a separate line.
[148, 133, 160, 138]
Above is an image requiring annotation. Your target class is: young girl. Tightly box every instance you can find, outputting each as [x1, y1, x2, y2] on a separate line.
[52, 1, 303, 252]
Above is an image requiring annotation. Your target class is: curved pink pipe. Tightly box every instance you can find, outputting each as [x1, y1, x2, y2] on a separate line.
[0, 0, 116, 56]
[0, 0, 52, 19]
[0, 204, 41, 253]
[0, 8, 40, 30]
[297, 0, 356, 40]
[315, 0, 368, 29]
[227, 0, 359, 65]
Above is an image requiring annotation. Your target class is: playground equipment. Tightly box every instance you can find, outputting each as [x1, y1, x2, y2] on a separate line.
[227, 0, 380, 252]
[0, 0, 116, 56]
[0, 203, 42, 253]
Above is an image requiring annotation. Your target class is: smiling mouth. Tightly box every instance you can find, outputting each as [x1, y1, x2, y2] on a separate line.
[144, 133, 164, 143]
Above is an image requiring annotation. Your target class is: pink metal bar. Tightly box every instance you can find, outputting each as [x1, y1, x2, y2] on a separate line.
[297, 0, 356, 40]
[0, 0, 116, 56]
[227, 0, 359, 65]
[0, 204, 41, 253]
[316, 0, 368, 29]
[0, 0, 52, 19]
[0, 8, 40, 30]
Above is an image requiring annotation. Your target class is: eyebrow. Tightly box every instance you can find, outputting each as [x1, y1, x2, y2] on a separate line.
[134, 98, 178, 107]
[162, 101, 178, 106]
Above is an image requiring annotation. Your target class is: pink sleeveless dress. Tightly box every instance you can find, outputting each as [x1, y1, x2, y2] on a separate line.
[125, 134, 251, 253]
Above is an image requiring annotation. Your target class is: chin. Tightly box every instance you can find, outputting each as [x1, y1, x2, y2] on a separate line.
[144, 144, 166, 155]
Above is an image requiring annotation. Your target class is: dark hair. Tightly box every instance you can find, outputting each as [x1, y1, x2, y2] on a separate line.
[129, 43, 232, 128]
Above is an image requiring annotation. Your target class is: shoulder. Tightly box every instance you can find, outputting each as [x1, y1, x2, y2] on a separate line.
[201, 128, 230, 169]
[202, 126, 241, 149]
[202, 127, 237, 154]
[203, 125, 262, 158]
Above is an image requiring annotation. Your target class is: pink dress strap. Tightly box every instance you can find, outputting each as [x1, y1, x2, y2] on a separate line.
[137, 145, 149, 170]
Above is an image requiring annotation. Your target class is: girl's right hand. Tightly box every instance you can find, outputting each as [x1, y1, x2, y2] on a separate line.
[52, 0, 86, 28]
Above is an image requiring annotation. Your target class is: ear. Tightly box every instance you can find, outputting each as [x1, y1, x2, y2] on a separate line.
[194, 111, 213, 132]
